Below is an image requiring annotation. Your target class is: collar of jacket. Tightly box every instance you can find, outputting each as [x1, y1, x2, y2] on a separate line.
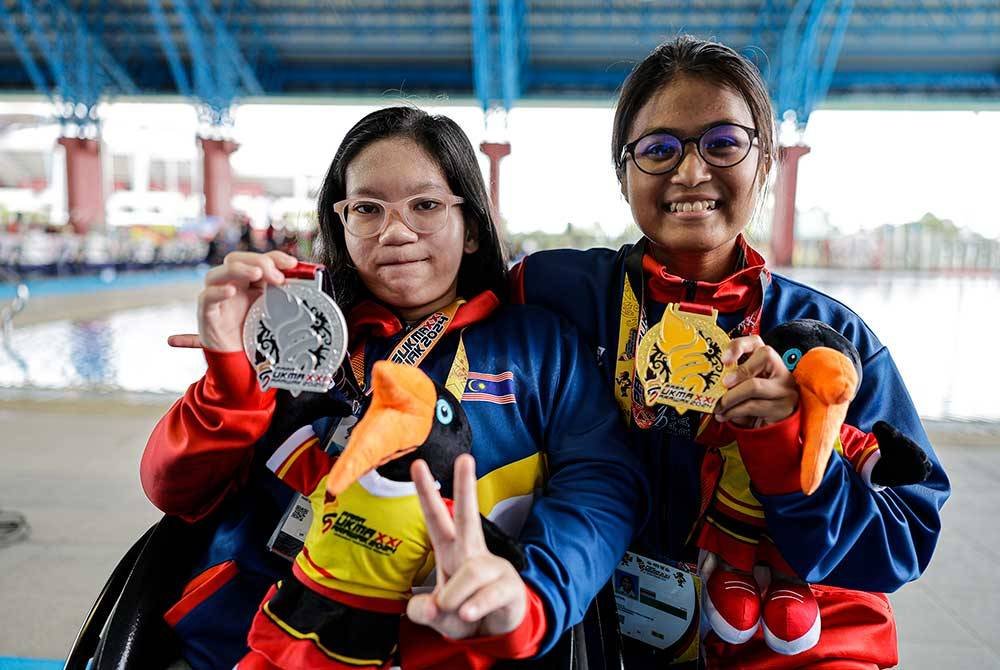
[642, 235, 769, 311]
[347, 290, 501, 344]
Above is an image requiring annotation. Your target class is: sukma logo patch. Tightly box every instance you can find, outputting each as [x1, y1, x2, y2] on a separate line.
[321, 511, 404, 555]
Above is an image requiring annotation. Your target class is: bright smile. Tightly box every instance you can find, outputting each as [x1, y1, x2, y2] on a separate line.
[662, 199, 720, 219]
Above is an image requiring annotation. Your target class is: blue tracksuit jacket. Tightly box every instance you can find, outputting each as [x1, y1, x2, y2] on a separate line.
[516, 245, 949, 592]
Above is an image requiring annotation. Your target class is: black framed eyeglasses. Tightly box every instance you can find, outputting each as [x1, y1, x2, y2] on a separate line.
[619, 123, 759, 176]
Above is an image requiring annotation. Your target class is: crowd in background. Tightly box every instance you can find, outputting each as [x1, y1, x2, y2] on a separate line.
[0, 211, 317, 277]
[2, 208, 997, 279]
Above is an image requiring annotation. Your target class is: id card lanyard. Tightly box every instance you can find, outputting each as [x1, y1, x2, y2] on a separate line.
[611, 242, 767, 665]
[340, 299, 470, 412]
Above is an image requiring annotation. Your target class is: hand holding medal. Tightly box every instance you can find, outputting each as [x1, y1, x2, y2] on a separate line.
[713, 334, 799, 428]
[168, 250, 301, 351]
[167, 250, 349, 398]
[634, 304, 798, 426]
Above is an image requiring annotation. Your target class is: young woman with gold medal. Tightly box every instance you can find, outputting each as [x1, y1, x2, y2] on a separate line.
[514, 36, 948, 669]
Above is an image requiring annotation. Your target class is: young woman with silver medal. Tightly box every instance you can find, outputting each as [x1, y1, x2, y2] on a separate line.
[144, 107, 646, 669]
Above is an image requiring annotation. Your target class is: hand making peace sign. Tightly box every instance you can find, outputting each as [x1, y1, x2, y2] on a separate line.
[406, 454, 528, 639]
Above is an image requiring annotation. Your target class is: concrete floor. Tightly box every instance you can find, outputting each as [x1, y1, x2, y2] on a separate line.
[0, 398, 166, 661]
[888, 431, 1000, 668]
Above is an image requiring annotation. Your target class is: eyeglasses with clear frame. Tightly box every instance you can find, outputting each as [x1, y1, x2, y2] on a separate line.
[332, 192, 465, 239]
[619, 123, 759, 176]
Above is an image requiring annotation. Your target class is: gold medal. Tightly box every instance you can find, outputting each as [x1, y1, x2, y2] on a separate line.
[636, 304, 731, 414]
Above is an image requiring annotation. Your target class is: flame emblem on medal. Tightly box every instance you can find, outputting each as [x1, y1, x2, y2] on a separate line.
[635, 304, 731, 414]
[242, 272, 347, 397]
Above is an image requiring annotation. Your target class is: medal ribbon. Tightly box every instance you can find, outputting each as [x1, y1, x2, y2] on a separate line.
[283, 261, 325, 280]
[614, 238, 770, 429]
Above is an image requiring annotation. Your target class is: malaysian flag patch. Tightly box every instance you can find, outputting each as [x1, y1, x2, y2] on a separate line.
[462, 371, 516, 404]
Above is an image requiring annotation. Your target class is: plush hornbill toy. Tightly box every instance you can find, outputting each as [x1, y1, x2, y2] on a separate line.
[763, 319, 932, 495]
[696, 320, 933, 657]
[327, 361, 473, 499]
[240, 361, 523, 670]
[326, 361, 525, 558]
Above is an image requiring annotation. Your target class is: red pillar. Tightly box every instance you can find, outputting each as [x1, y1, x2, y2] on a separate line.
[58, 137, 104, 233]
[479, 141, 511, 219]
[771, 144, 810, 267]
[199, 137, 239, 220]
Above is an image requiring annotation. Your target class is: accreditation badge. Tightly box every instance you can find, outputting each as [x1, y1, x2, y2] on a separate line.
[267, 413, 360, 560]
[268, 493, 313, 561]
[614, 552, 701, 663]
[242, 268, 348, 397]
[636, 303, 730, 415]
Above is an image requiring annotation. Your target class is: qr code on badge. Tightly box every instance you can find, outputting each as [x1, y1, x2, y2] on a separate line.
[291, 504, 309, 522]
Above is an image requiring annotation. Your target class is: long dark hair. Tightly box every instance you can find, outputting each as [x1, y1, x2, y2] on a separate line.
[316, 106, 508, 311]
[612, 35, 777, 184]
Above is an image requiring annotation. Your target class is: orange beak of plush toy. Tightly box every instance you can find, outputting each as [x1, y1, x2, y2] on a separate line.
[792, 347, 859, 495]
[326, 361, 436, 497]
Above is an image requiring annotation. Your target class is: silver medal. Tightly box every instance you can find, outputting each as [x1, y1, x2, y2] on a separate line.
[242, 271, 348, 396]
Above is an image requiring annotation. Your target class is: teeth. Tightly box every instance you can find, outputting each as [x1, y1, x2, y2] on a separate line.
[667, 200, 716, 213]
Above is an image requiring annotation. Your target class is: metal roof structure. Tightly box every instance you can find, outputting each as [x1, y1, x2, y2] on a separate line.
[0, 1, 997, 131]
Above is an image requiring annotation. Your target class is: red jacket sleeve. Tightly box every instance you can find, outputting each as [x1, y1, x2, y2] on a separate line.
[729, 408, 804, 495]
[398, 584, 548, 669]
[731, 412, 883, 496]
[140, 349, 276, 522]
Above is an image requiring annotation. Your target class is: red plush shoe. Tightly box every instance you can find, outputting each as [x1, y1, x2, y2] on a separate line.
[762, 580, 821, 655]
[704, 567, 761, 644]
